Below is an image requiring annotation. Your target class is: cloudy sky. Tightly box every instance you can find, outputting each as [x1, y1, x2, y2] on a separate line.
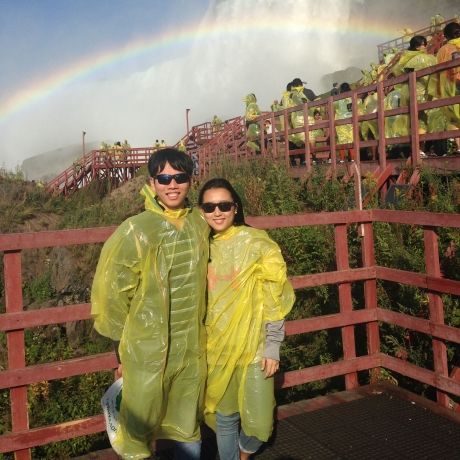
[0, 0, 458, 170]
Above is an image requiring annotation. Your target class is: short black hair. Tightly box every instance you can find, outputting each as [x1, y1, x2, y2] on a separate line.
[408, 35, 427, 51]
[147, 148, 193, 177]
[198, 178, 246, 225]
[443, 22, 460, 40]
[291, 78, 303, 86]
[339, 82, 351, 93]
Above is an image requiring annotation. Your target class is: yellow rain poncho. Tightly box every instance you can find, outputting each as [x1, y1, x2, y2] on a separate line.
[290, 87, 308, 147]
[360, 92, 378, 140]
[91, 184, 209, 459]
[436, 38, 460, 129]
[204, 225, 295, 441]
[244, 93, 261, 123]
[392, 51, 437, 135]
[335, 97, 353, 144]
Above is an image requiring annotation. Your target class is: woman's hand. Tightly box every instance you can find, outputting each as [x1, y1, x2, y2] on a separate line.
[261, 358, 279, 378]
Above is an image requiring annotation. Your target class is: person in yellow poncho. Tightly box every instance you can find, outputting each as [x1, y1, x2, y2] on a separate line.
[335, 82, 356, 163]
[91, 149, 209, 459]
[198, 178, 295, 460]
[388, 35, 437, 138]
[436, 22, 460, 153]
[244, 93, 262, 153]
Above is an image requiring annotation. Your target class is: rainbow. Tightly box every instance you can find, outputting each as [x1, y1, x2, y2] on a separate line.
[0, 16, 399, 123]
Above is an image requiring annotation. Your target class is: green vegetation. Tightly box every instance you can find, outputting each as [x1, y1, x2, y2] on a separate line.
[0, 160, 459, 458]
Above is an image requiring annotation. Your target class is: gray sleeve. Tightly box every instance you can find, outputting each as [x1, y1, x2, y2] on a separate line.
[263, 319, 285, 361]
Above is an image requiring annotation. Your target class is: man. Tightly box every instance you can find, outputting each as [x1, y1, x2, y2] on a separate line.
[291, 77, 316, 102]
[91, 148, 209, 459]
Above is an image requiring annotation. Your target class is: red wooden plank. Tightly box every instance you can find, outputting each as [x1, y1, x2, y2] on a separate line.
[0, 304, 91, 332]
[424, 227, 449, 407]
[375, 266, 460, 295]
[0, 227, 116, 251]
[285, 310, 377, 336]
[289, 267, 375, 290]
[377, 308, 460, 344]
[0, 415, 106, 454]
[247, 210, 372, 229]
[275, 355, 381, 389]
[0, 353, 118, 390]
[371, 209, 460, 228]
[381, 355, 460, 398]
[334, 224, 358, 389]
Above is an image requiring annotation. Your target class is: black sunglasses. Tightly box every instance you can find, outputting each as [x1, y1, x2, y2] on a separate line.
[201, 201, 235, 213]
[154, 173, 190, 185]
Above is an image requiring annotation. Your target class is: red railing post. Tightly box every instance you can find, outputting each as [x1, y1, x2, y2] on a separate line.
[283, 108, 290, 169]
[352, 91, 360, 168]
[424, 226, 449, 407]
[334, 224, 359, 389]
[327, 97, 337, 178]
[361, 222, 380, 382]
[377, 80, 386, 169]
[4, 250, 31, 460]
[303, 102, 311, 171]
[408, 71, 421, 166]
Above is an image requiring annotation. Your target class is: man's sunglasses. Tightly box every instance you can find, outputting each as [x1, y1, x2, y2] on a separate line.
[201, 201, 235, 213]
[154, 173, 190, 185]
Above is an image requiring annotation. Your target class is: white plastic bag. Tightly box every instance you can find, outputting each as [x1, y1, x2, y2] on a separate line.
[101, 378, 123, 454]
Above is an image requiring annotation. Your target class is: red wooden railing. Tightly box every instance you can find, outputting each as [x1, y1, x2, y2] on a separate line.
[1, 209, 460, 458]
[46, 148, 154, 196]
[46, 56, 460, 203]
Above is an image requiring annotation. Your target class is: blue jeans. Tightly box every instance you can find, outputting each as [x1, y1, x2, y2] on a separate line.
[173, 440, 201, 460]
[216, 412, 263, 459]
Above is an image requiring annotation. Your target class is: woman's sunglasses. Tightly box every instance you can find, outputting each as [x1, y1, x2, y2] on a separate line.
[154, 173, 190, 185]
[201, 201, 235, 213]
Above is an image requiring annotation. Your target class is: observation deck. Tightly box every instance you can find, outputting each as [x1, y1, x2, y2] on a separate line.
[1, 209, 459, 458]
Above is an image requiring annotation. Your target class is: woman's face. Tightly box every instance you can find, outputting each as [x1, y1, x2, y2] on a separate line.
[201, 187, 236, 233]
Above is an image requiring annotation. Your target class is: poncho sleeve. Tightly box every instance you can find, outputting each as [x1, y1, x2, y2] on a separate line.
[91, 221, 142, 340]
[258, 238, 295, 322]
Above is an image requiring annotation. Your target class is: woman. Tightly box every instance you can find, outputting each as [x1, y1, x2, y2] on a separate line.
[199, 178, 295, 460]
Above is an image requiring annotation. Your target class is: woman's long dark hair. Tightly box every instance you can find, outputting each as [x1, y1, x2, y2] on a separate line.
[198, 178, 246, 225]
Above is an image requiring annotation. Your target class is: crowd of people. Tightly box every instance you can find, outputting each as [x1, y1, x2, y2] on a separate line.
[241, 19, 460, 164]
[92, 148, 294, 459]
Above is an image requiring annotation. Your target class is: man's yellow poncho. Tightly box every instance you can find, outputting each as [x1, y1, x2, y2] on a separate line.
[204, 225, 295, 440]
[91, 184, 209, 459]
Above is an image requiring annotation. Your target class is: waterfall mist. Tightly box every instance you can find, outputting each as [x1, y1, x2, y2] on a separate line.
[1, 0, 458, 171]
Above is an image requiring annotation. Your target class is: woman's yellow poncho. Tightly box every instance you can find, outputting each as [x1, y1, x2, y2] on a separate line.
[204, 225, 295, 439]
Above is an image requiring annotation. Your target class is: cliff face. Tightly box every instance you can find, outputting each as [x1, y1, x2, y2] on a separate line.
[20, 141, 103, 182]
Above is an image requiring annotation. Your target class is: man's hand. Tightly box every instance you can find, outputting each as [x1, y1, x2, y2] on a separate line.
[115, 364, 123, 380]
[261, 358, 279, 378]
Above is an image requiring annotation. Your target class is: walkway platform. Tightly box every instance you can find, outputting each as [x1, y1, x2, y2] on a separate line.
[76, 383, 460, 459]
